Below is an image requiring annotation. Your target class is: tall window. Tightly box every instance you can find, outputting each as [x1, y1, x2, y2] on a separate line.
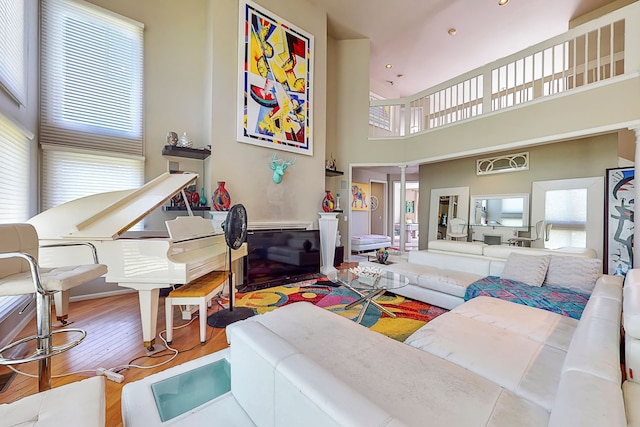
[0, 0, 27, 106]
[0, 115, 31, 223]
[40, 0, 144, 210]
[545, 189, 588, 248]
[533, 177, 602, 255]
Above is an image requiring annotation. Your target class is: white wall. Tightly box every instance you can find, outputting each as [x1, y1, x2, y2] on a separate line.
[87, 0, 328, 230]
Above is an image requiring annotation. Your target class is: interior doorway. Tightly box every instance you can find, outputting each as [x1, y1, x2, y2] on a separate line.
[393, 181, 419, 251]
[370, 180, 387, 236]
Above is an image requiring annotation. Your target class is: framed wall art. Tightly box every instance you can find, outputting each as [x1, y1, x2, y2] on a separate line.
[237, 0, 314, 156]
[351, 182, 369, 211]
[605, 167, 634, 275]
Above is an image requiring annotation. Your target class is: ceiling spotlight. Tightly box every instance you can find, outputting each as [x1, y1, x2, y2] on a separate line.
[448, 28, 457, 36]
[397, 74, 404, 78]
[498, 0, 509, 5]
[386, 80, 394, 86]
[385, 64, 393, 69]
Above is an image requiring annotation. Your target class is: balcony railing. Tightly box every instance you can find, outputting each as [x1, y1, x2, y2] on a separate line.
[369, 2, 639, 139]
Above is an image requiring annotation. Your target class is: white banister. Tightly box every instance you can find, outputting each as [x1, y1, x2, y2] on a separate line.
[370, 2, 640, 139]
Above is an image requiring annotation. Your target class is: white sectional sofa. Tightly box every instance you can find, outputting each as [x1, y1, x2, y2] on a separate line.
[122, 273, 638, 426]
[364, 243, 604, 311]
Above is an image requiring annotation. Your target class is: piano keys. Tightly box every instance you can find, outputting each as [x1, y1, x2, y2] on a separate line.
[28, 172, 247, 351]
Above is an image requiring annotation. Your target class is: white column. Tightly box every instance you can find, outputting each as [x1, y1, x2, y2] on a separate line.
[399, 165, 407, 255]
[319, 212, 339, 275]
[634, 127, 640, 269]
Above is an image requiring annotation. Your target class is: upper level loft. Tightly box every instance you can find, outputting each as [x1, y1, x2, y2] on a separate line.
[369, 1, 640, 140]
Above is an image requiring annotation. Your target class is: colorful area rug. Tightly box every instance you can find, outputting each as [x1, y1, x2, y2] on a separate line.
[235, 277, 448, 342]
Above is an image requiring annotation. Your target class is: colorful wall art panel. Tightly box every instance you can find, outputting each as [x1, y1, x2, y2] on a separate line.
[605, 167, 634, 275]
[352, 182, 370, 211]
[237, 0, 314, 156]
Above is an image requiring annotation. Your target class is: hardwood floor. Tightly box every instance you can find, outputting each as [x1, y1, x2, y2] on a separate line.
[0, 292, 231, 426]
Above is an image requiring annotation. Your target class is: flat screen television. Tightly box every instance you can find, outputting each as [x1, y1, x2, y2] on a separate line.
[242, 229, 321, 291]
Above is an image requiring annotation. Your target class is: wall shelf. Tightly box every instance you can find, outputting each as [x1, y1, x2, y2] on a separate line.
[325, 169, 344, 177]
[162, 145, 211, 160]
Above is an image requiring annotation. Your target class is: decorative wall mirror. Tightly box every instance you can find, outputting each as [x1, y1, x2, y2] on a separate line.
[428, 187, 469, 241]
[470, 193, 529, 227]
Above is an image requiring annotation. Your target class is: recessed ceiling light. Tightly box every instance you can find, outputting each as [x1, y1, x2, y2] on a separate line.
[385, 64, 393, 69]
[448, 28, 457, 36]
[397, 74, 404, 78]
[386, 80, 394, 86]
[498, 0, 509, 5]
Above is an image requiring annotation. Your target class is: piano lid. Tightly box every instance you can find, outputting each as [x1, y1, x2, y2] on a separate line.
[29, 172, 198, 240]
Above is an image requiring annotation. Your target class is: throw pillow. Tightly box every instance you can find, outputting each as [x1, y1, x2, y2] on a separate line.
[500, 253, 551, 287]
[543, 256, 602, 294]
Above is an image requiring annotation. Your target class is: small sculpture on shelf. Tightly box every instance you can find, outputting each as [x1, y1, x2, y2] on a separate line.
[335, 193, 341, 211]
[166, 131, 179, 146]
[178, 131, 193, 148]
[325, 153, 337, 171]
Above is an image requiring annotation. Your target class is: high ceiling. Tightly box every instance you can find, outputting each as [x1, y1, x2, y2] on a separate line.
[308, 0, 620, 98]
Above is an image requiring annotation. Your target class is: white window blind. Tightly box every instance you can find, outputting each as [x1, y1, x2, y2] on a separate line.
[41, 147, 144, 210]
[40, 0, 144, 156]
[545, 188, 588, 248]
[0, 0, 27, 106]
[0, 114, 31, 223]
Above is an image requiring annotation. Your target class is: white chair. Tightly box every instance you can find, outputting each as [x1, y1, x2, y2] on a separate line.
[508, 220, 551, 247]
[0, 223, 107, 391]
[446, 218, 468, 241]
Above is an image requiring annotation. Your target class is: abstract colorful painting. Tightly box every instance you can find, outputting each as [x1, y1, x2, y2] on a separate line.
[605, 167, 634, 275]
[352, 182, 370, 211]
[237, 0, 314, 156]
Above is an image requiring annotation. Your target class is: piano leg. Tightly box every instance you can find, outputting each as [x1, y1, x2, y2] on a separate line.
[135, 288, 160, 351]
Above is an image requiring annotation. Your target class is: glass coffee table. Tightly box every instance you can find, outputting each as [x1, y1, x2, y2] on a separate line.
[328, 269, 409, 324]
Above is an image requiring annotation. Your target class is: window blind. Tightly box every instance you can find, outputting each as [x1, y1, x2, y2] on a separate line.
[0, 0, 26, 106]
[0, 114, 31, 223]
[41, 147, 144, 210]
[40, 0, 144, 156]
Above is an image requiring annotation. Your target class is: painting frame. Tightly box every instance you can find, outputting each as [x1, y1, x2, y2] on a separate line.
[604, 167, 634, 275]
[237, 0, 314, 156]
[351, 182, 370, 211]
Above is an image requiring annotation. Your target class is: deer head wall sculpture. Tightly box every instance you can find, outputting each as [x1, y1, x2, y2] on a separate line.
[270, 153, 296, 184]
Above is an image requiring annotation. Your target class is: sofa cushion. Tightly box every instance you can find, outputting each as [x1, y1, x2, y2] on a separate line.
[500, 253, 550, 287]
[408, 250, 492, 276]
[416, 269, 484, 298]
[451, 296, 577, 350]
[405, 309, 566, 411]
[427, 240, 487, 255]
[543, 255, 601, 294]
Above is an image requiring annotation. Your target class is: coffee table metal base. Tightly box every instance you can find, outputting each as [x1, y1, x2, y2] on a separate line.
[342, 284, 396, 324]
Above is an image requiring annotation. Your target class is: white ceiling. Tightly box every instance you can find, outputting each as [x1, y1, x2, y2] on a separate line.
[309, 0, 619, 98]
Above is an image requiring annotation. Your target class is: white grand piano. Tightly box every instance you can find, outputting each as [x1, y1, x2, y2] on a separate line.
[28, 172, 247, 351]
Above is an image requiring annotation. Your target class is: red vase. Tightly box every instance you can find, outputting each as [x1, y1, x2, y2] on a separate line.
[213, 181, 231, 211]
[322, 190, 335, 212]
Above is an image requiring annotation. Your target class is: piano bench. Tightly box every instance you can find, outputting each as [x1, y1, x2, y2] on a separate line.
[165, 271, 228, 344]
